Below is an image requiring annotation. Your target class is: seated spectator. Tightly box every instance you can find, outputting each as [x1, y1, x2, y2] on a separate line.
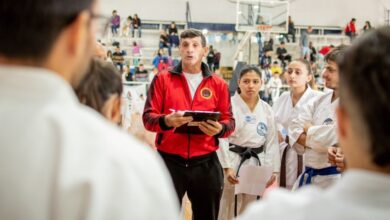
[363, 21, 373, 32]
[131, 14, 142, 38]
[75, 59, 123, 124]
[276, 41, 291, 68]
[122, 16, 133, 37]
[106, 50, 113, 63]
[112, 46, 125, 71]
[159, 30, 172, 56]
[122, 65, 133, 82]
[110, 10, 120, 36]
[157, 58, 169, 72]
[168, 22, 180, 47]
[135, 63, 149, 82]
[152, 48, 166, 68]
[322, 44, 334, 56]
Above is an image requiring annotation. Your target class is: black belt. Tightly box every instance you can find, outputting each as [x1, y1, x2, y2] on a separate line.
[229, 143, 264, 217]
[229, 144, 264, 177]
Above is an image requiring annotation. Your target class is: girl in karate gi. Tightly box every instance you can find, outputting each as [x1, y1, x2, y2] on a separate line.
[272, 59, 322, 190]
[217, 65, 280, 220]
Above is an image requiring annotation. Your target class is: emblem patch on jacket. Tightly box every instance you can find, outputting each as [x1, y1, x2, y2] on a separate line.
[200, 87, 213, 99]
[257, 122, 268, 136]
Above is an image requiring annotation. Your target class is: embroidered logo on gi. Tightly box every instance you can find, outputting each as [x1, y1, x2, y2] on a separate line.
[245, 115, 257, 124]
[257, 122, 268, 136]
[200, 87, 213, 99]
[323, 118, 333, 125]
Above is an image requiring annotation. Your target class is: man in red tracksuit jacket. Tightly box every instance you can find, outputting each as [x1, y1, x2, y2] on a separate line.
[143, 29, 235, 220]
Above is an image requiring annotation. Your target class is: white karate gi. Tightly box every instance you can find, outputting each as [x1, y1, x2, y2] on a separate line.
[238, 169, 390, 220]
[289, 90, 340, 189]
[0, 66, 180, 220]
[266, 77, 282, 103]
[217, 93, 280, 220]
[272, 87, 322, 189]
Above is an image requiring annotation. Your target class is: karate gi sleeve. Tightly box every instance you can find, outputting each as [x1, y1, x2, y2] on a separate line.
[306, 123, 337, 153]
[288, 101, 315, 155]
[216, 138, 233, 169]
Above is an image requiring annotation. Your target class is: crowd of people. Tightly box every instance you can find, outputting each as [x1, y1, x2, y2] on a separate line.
[1, 1, 390, 220]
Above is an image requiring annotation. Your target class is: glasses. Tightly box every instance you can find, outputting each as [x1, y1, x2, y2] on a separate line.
[90, 13, 111, 40]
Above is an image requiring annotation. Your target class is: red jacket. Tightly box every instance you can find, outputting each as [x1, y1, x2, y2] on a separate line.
[143, 62, 235, 159]
[345, 21, 356, 33]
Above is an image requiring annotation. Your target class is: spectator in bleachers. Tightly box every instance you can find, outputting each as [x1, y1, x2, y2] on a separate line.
[131, 14, 142, 38]
[363, 21, 372, 32]
[106, 50, 113, 63]
[122, 65, 133, 82]
[345, 18, 356, 41]
[122, 16, 133, 37]
[309, 41, 317, 63]
[207, 45, 215, 71]
[159, 30, 172, 56]
[152, 48, 166, 68]
[319, 44, 334, 56]
[283, 16, 296, 43]
[213, 49, 221, 71]
[300, 26, 312, 60]
[168, 22, 180, 47]
[157, 58, 169, 72]
[276, 41, 291, 69]
[135, 63, 149, 82]
[110, 10, 120, 36]
[112, 46, 125, 71]
[267, 62, 283, 103]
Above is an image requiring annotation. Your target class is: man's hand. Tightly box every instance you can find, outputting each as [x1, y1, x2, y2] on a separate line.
[224, 168, 239, 184]
[198, 120, 223, 136]
[328, 146, 338, 166]
[328, 147, 346, 172]
[164, 111, 193, 128]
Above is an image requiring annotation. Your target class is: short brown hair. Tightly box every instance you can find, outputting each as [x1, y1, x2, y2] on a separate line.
[75, 59, 123, 115]
[180, 29, 207, 47]
[325, 45, 348, 63]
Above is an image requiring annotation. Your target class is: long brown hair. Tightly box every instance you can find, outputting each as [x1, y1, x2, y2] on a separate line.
[75, 58, 123, 115]
[294, 58, 317, 90]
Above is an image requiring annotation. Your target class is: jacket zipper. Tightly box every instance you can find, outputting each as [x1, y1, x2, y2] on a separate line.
[182, 74, 210, 167]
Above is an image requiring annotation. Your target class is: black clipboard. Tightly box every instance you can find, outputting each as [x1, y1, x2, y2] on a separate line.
[174, 110, 221, 134]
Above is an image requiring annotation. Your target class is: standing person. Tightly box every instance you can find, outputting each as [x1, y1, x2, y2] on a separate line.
[273, 59, 322, 190]
[143, 29, 235, 220]
[110, 10, 120, 36]
[207, 45, 215, 71]
[345, 18, 356, 42]
[213, 49, 221, 71]
[283, 16, 296, 43]
[288, 45, 347, 189]
[0, 0, 180, 219]
[131, 14, 142, 38]
[300, 26, 312, 60]
[237, 26, 390, 220]
[267, 66, 283, 104]
[217, 66, 280, 220]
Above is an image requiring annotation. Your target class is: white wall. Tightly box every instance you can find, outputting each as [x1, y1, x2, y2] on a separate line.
[100, 0, 390, 28]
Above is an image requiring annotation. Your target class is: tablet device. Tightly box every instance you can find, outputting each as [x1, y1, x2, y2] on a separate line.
[174, 110, 221, 134]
